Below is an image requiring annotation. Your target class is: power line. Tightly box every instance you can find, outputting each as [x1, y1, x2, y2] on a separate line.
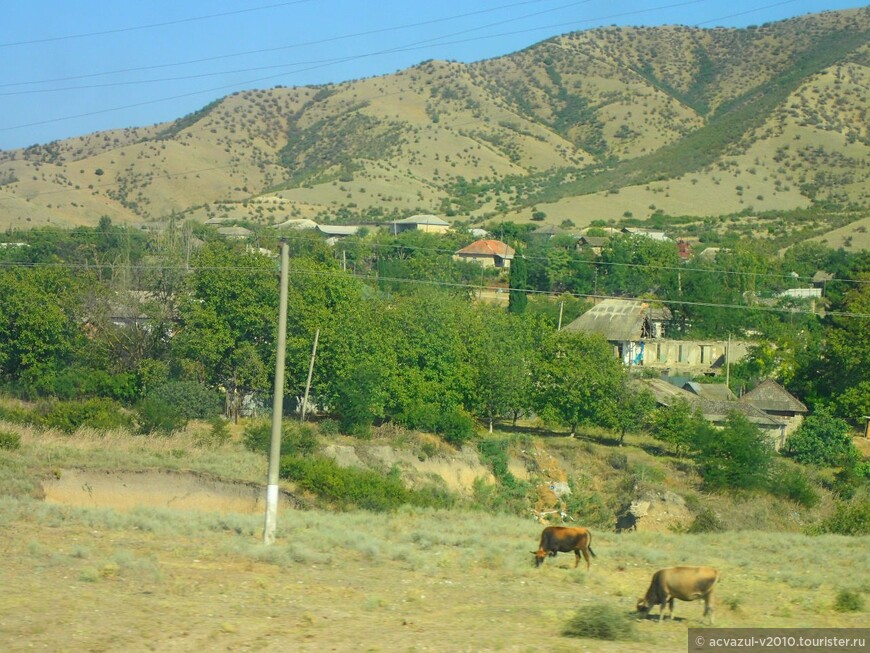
[4, 225, 869, 287]
[0, 0, 567, 88]
[0, 1, 319, 49]
[0, 0, 718, 133]
[2, 254, 869, 319]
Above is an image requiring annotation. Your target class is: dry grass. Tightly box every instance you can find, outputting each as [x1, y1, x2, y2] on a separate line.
[1, 425, 868, 651]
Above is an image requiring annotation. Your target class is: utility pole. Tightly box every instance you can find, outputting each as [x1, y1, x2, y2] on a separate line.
[263, 240, 289, 546]
[725, 333, 731, 393]
[557, 300, 564, 331]
[300, 329, 320, 423]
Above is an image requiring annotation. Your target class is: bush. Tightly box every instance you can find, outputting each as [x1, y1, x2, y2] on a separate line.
[398, 404, 475, 446]
[0, 430, 21, 450]
[687, 507, 725, 533]
[833, 589, 865, 613]
[785, 409, 857, 467]
[135, 398, 187, 435]
[146, 381, 221, 420]
[693, 412, 773, 491]
[40, 398, 133, 433]
[242, 421, 318, 457]
[195, 416, 231, 448]
[813, 501, 870, 536]
[768, 464, 819, 507]
[279, 455, 453, 512]
[561, 604, 636, 641]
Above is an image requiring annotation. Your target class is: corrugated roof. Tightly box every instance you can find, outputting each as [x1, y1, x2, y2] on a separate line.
[317, 225, 360, 236]
[455, 239, 515, 258]
[740, 379, 808, 414]
[391, 214, 450, 226]
[683, 382, 737, 402]
[634, 378, 783, 427]
[563, 298, 647, 341]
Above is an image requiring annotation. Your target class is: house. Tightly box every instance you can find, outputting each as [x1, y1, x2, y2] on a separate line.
[576, 235, 609, 255]
[563, 298, 671, 364]
[637, 378, 788, 450]
[740, 379, 808, 439]
[529, 224, 566, 240]
[216, 226, 253, 239]
[388, 214, 451, 235]
[453, 239, 515, 269]
[621, 227, 671, 241]
[273, 218, 318, 231]
[316, 224, 361, 246]
[677, 239, 692, 261]
[564, 298, 750, 373]
[683, 381, 737, 402]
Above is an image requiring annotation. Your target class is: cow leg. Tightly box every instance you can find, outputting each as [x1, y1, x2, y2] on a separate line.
[580, 547, 591, 571]
[573, 550, 581, 568]
[667, 598, 675, 621]
[704, 595, 714, 625]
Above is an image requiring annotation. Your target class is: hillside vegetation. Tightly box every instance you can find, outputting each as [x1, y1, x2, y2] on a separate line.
[0, 9, 867, 246]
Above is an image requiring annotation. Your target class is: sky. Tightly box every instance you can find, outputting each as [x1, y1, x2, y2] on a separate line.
[1, 0, 866, 150]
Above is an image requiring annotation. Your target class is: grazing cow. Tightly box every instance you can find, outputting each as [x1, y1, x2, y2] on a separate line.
[636, 566, 719, 624]
[531, 526, 596, 570]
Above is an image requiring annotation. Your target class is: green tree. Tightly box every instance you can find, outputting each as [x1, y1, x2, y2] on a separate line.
[785, 408, 858, 467]
[466, 306, 536, 431]
[172, 243, 278, 415]
[648, 398, 710, 456]
[693, 412, 774, 491]
[599, 382, 656, 444]
[532, 331, 625, 436]
[0, 267, 89, 384]
[508, 247, 528, 314]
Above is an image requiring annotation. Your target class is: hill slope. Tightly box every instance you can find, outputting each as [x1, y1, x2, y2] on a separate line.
[0, 8, 867, 241]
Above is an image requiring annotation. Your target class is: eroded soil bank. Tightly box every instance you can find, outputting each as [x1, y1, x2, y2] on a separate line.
[41, 468, 299, 514]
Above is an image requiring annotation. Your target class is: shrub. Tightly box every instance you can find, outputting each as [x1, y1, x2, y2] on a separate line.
[687, 507, 725, 533]
[146, 381, 221, 420]
[243, 421, 318, 457]
[768, 464, 819, 507]
[561, 604, 636, 641]
[135, 398, 187, 435]
[833, 589, 865, 613]
[0, 403, 36, 426]
[813, 501, 870, 536]
[279, 455, 452, 512]
[694, 412, 773, 491]
[195, 416, 231, 448]
[40, 398, 133, 433]
[0, 430, 21, 450]
[785, 409, 857, 467]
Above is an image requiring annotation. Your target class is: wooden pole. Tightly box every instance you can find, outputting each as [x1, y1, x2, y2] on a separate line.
[300, 329, 320, 423]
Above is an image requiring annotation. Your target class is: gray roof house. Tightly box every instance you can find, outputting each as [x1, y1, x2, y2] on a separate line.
[740, 379, 808, 439]
[388, 214, 451, 234]
[636, 378, 789, 450]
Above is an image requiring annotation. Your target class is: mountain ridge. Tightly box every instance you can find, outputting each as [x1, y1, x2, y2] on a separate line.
[0, 8, 867, 248]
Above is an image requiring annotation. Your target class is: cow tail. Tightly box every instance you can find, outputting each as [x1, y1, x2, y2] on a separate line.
[588, 532, 597, 557]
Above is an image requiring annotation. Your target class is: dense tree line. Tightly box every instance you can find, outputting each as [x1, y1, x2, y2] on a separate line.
[1, 219, 869, 437]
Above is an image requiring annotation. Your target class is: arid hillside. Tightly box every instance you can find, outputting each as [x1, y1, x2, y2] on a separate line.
[0, 8, 867, 239]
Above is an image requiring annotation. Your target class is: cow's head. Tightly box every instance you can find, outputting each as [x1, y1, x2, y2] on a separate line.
[532, 549, 547, 567]
[636, 598, 650, 614]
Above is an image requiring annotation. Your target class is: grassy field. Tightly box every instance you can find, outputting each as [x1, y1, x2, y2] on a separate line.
[1, 425, 868, 652]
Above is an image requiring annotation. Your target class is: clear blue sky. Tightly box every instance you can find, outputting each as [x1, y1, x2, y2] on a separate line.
[1, 0, 866, 150]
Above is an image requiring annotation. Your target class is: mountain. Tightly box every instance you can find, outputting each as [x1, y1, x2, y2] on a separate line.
[0, 8, 868, 247]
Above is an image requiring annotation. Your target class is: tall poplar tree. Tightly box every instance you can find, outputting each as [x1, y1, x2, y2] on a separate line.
[508, 246, 528, 314]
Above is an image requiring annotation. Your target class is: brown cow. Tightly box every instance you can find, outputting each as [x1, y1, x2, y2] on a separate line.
[636, 566, 719, 624]
[531, 526, 596, 570]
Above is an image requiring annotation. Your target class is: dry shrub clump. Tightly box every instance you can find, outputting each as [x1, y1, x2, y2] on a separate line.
[561, 604, 637, 641]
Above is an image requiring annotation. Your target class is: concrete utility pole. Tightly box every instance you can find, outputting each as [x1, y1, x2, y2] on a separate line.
[557, 301, 564, 331]
[263, 240, 289, 546]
